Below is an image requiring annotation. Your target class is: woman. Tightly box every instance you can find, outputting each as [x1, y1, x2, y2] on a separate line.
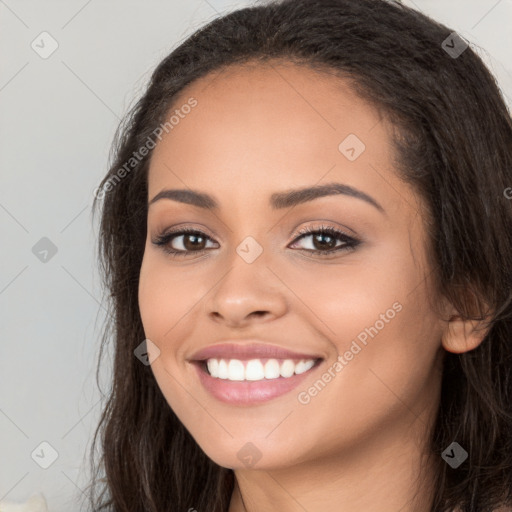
[87, 0, 512, 510]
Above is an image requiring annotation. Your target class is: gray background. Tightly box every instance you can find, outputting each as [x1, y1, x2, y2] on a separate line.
[1, 1, 511, 510]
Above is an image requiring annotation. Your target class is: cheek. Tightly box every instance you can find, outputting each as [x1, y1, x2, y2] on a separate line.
[277, 253, 414, 343]
[138, 253, 204, 416]
[277, 261, 442, 458]
[138, 250, 221, 375]
[138, 252, 198, 341]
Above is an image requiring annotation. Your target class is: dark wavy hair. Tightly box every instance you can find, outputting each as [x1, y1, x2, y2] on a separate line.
[86, 0, 512, 510]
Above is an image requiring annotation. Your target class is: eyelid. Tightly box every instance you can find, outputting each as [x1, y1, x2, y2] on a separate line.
[154, 222, 221, 242]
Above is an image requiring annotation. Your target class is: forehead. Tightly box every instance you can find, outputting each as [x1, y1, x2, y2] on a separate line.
[147, 61, 407, 215]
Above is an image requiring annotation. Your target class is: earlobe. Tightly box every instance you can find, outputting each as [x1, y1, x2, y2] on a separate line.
[441, 315, 491, 354]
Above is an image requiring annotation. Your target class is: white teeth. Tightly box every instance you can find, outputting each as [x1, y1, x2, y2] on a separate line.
[206, 358, 219, 377]
[264, 359, 281, 379]
[246, 359, 265, 380]
[205, 357, 317, 381]
[227, 359, 245, 381]
[295, 359, 315, 374]
[280, 359, 296, 378]
[217, 359, 228, 379]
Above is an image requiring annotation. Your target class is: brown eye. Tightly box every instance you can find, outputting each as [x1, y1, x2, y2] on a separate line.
[152, 229, 218, 257]
[289, 225, 360, 256]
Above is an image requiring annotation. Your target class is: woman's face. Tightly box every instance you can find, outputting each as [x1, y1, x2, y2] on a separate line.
[138, 62, 446, 470]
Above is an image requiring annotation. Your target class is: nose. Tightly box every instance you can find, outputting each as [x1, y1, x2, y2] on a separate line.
[206, 254, 288, 328]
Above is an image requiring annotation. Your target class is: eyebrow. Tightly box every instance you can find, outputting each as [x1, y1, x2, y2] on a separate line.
[148, 182, 385, 214]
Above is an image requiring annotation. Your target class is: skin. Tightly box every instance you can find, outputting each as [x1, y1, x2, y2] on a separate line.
[138, 61, 488, 511]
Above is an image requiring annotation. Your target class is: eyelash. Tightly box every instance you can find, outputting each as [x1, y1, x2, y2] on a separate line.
[152, 224, 361, 258]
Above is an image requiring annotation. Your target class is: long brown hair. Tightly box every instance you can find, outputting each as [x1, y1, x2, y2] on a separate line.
[87, 0, 512, 510]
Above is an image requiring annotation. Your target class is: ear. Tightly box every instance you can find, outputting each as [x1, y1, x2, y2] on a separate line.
[441, 313, 492, 354]
[439, 286, 493, 354]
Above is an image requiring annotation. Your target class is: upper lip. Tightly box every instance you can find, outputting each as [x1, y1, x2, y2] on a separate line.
[189, 341, 323, 362]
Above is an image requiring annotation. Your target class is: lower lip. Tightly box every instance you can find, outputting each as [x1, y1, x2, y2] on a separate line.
[192, 359, 322, 406]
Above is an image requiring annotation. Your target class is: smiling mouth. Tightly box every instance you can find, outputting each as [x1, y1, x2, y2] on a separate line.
[191, 356, 324, 406]
[195, 357, 323, 381]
